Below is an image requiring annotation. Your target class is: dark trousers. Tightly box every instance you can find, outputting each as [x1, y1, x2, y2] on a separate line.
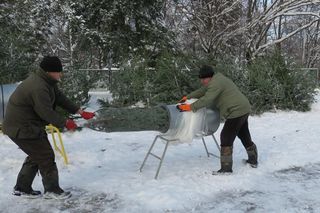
[220, 113, 254, 148]
[10, 136, 63, 193]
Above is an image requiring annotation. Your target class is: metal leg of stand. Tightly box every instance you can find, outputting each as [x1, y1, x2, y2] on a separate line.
[202, 137, 210, 157]
[212, 134, 221, 152]
[154, 139, 170, 179]
[140, 135, 179, 179]
[201, 134, 220, 158]
[139, 135, 159, 172]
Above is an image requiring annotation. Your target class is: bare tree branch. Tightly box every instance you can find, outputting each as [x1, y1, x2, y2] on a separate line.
[253, 18, 319, 57]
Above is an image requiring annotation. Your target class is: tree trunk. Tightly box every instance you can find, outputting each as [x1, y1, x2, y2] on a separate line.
[276, 0, 283, 53]
[308, 20, 320, 67]
[302, 29, 307, 65]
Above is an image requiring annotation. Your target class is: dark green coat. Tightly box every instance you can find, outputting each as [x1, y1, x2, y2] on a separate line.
[2, 69, 79, 139]
[187, 72, 250, 119]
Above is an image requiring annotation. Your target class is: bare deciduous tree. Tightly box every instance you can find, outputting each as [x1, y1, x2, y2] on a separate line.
[166, 0, 320, 65]
[247, 0, 320, 60]
[169, 0, 243, 56]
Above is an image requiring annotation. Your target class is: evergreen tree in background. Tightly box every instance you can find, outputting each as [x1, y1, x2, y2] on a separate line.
[109, 51, 199, 107]
[0, 1, 47, 83]
[1, 0, 318, 113]
[70, 0, 172, 69]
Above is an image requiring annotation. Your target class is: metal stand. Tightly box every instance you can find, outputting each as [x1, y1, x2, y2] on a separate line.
[139, 134, 220, 179]
[46, 124, 69, 165]
[202, 134, 220, 158]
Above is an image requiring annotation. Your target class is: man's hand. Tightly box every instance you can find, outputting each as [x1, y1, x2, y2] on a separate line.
[176, 104, 191, 112]
[80, 111, 95, 120]
[178, 96, 187, 103]
[65, 119, 78, 130]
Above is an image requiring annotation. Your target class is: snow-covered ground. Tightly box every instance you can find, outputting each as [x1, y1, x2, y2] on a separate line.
[1, 92, 320, 212]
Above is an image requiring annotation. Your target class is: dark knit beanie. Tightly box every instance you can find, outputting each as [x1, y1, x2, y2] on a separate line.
[198, 65, 215, 78]
[40, 56, 63, 72]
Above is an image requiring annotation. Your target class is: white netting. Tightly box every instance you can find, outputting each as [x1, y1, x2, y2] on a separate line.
[161, 99, 207, 144]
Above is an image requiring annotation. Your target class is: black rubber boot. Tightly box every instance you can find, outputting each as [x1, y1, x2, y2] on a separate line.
[13, 188, 41, 198]
[41, 163, 64, 194]
[14, 157, 39, 193]
[246, 143, 258, 168]
[213, 146, 233, 175]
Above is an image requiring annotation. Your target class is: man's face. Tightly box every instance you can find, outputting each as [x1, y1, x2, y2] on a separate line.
[47, 72, 63, 81]
[200, 77, 212, 86]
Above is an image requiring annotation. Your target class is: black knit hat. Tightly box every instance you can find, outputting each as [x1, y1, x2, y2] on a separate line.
[40, 56, 63, 72]
[198, 65, 215, 78]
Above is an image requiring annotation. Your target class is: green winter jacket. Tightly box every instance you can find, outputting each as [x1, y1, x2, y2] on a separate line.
[187, 72, 250, 119]
[2, 69, 79, 139]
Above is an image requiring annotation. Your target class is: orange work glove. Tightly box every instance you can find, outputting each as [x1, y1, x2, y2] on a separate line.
[178, 96, 187, 103]
[65, 119, 78, 130]
[176, 104, 192, 112]
[80, 111, 95, 120]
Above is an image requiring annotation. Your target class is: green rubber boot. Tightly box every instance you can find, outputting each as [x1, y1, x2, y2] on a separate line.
[213, 146, 233, 175]
[245, 143, 258, 168]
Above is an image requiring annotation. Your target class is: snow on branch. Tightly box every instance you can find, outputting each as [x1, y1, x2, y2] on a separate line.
[253, 19, 319, 57]
[269, 12, 320, 21]
[244, 0, 320, 59]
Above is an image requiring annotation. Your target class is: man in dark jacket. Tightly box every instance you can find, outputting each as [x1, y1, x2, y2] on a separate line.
[2, 56, 95, 199]
[177, 65, 258, 174]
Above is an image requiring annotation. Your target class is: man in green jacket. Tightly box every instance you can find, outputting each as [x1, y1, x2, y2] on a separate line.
[2, 56, 95, 199]
[177, 65, 258, 174]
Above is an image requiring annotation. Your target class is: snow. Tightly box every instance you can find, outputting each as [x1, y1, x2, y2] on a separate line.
[1, 92, 320, 212]
[86, 89, 113, 111]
